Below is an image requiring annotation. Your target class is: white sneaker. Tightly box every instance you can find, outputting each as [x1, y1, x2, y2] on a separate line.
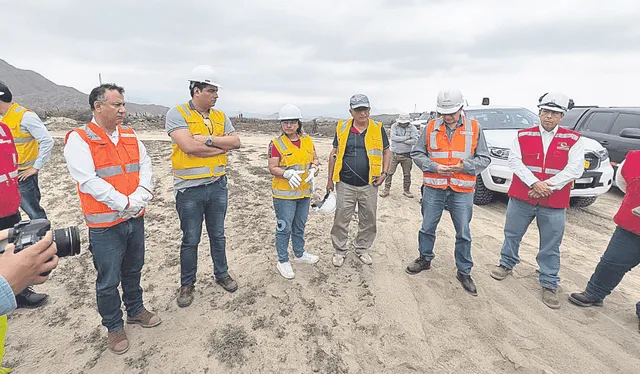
[293, 252, 319, 265]
[332, 254, 345, 267]
[357, 253, 373, 265]
[276, 261, 295, 279]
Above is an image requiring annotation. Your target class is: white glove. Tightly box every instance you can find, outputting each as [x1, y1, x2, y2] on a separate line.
[305, 167, 317, 192]
[120, 187, 152, 219]
[120, 200, 145, 219]
[282, 169, 305, 189]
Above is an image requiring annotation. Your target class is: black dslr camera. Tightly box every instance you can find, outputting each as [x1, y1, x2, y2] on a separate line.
[1, 219, 81, 275]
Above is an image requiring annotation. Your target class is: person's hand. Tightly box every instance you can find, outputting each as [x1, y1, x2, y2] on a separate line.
[17, 167, 38, 181]
[528, 190, 543, 199]
[120, 198, 145, 219]
[327, 179, 335, 191]
[436, 165, 454, 176]
[373, 174, 386, 186]
[283, 169, 305, 189]
[305, 167, 317, 192]
[407, 136, 412, 140]
[448, 161, 464, 173]
[532, 181, 552, 197]
[0, 231, 59, 294]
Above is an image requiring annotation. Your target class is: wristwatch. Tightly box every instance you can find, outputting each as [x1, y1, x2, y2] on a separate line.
[205, 135, 213, 147]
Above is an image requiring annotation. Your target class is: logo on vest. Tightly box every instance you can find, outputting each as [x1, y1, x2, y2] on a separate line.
[557, 142, 570, 151]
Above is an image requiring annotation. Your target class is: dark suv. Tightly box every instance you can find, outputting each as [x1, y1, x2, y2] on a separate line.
[561, 107, 640, 170]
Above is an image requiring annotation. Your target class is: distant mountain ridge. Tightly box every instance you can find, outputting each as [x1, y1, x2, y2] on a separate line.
[0, 59, 169, 115]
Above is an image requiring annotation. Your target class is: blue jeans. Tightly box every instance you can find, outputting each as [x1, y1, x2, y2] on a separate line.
[18, 174, 47, 220]
[88, 217, 146, 332]
[273, 197, 310, 263]
[499, 198, 565, 289]
[418, 186, 474, 275]
[176, 177, 229, 286]
[585, 226, 640, 318]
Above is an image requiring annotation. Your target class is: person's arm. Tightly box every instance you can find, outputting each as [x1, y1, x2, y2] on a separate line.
[165, 107, 225, 158]
[267, 141, 285, 177]
[404, 125, 418, 145]
[507, 135, 539, 187]
[326, 134, 338, 190]
[389, 123, 405, 143]
[16, 112, 54, 180]
[208, 114, 241, 151]
[616, 159, 627, 193]
[63, 132, 129, 211]
[410, 124, 439, 172]
[545, 137, 586, 190]
[0, 275, 16, 315]
[126, 134, 155, 205]
[462, 125, 491, 175]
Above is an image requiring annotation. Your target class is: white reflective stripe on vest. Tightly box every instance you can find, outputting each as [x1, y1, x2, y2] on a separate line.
[451, 151, 469, 159]
[0, 126, 5, 137]
[96, 165, 124, 178]
[0, 170, 18, 183]
[276, 137, 288, 152]
[423, 177, 448, 186]
[463, 118, 473, 156]
[18, 159, 35, 168]
[272, 188, 312, 198]
[173, 166, 225, 177]
[429, 151, 449, 158]
[13, 136, 35, 144]
[85, 212, 121, 224]
[519, 131, 540, 137]
[527, 166, 543, 173]
[429, 131, 438, 149]
[339, 120, 349, 133]
[81, 126, 101, 140]
[125, 163, 140, 173]
[545, 168, 562, 175]
[368, 149, 383, 157]
[450, 178, 476, 188]
[555, 133, 579, 141]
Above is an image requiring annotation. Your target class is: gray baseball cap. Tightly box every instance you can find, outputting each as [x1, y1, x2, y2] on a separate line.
[350, 94, 370, 109]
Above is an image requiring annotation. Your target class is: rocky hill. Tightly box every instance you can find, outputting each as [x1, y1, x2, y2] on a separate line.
[0, 59, 168, 116]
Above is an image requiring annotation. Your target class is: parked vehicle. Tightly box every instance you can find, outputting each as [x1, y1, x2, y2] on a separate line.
[463, 105, 614, 207]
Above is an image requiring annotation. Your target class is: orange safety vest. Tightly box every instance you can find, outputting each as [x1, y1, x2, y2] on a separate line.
[65, 122, 142, 228]
[422, 117, 479, 193]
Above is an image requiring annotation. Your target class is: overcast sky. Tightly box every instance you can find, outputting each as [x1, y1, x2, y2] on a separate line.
[2, 0, 639, 117]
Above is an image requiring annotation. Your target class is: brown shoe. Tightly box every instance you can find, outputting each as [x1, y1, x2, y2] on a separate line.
[177, 284, 195, 308]
[107, 328, 129, 355]
[216, 275, 238, 293]
[127, 308, 162, 328]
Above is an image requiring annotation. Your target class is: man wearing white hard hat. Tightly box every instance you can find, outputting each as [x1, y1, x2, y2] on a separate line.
[490, 92, 585, 309]
[165, 65, 242, 307]
[267, 104, 321, 279]
[380, 113, 419, 198]
[407, 89, 490, 296]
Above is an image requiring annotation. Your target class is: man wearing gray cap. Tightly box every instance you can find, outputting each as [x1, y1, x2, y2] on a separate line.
[326, 94, 391, 267]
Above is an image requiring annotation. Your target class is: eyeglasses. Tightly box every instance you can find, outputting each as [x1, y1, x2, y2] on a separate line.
[281, 120, 298, 126]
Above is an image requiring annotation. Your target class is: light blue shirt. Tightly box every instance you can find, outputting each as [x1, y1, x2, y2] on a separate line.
[0, 111, 54, 170]
[0, 275, 17, 315]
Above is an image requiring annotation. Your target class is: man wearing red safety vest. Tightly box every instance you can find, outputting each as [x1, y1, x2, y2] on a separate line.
[406, 89, 491, 296]
[569, 151, 640, 333]
[490, 92, 585, 309]
[64, 84, 160, 355]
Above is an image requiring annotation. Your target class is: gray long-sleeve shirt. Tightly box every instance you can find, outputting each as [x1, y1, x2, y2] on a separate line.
[389, 123, 419, 154]
[411, 117, 491, 176]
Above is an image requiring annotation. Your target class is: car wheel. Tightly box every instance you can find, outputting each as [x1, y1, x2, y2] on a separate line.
[570, 196, 598, 208]
[473, 176, 494, 205]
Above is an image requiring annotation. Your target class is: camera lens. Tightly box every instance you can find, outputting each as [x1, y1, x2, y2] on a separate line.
[52, 226, 81, 257]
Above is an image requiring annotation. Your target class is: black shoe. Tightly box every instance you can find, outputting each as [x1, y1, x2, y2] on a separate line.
[406, 257, 431, 274]
[216, 275, 238, 293]
[568, 292, 603, 307]
[456, 272, 478, 296]
[15, 287, 49, 309]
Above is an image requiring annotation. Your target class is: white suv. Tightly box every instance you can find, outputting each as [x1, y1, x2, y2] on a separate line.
[461, 105, 614, 207]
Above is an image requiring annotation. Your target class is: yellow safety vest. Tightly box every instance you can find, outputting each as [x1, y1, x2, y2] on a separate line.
[332, 119, 383, 184]
[0, 314, 10, 373]
[170, 103, 227, 179]
[271, 134, 314, 199]
[2, 103, 38, 170]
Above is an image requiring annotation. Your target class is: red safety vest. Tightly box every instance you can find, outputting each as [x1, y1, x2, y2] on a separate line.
[614, 150, 640, 235]
[0, 122, 20, 218]
[508, 126, 581, 209]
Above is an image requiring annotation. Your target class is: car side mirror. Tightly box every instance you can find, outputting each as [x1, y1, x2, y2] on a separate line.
[620, 128, 640, 139]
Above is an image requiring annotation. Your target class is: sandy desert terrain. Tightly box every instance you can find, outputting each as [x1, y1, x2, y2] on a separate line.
[3, 129, 640, 374]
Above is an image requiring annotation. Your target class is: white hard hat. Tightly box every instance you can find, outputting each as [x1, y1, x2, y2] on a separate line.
[396, 113, 411, 124]
[278, 103, 302, 120]
[188, 65, 222, 88]
[436, 89, 464, 114]
[538, 92, 570, 113]
[312, 191, 336, 214]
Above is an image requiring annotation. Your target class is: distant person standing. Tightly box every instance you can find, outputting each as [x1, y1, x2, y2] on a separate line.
[64, 83, 160, 354]
[380, 113, 419, 198]
[326, 94, 391, 267]
[268, 104, 320, 279]
[490, 92, 584, 309]
[406, 89, 490, 296]
[166, 65, 242, 308]
[0, 81, 53, 309]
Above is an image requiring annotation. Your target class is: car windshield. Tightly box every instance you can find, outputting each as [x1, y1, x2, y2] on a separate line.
[418, 112, 435, 120]
[465, 108, 540, 129]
